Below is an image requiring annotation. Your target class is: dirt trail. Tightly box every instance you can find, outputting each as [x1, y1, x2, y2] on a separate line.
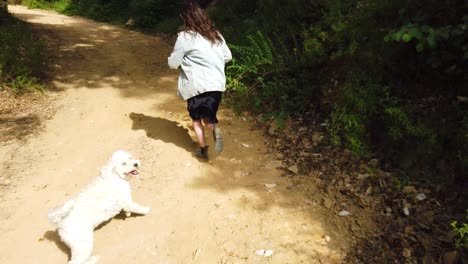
[1, 6, 345, 263]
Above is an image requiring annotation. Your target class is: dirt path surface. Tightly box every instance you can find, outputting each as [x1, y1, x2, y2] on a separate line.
[0, 6, 346, 264]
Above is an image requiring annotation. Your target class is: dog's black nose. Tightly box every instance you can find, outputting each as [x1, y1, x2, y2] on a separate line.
[133, 163, 138, 167]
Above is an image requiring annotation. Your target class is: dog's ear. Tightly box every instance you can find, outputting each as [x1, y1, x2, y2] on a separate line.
[101, 160, 118, 178]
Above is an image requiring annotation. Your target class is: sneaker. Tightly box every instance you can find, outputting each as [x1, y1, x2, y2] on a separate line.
[195, 146, 209, 160]
[213, 127, 224, 154]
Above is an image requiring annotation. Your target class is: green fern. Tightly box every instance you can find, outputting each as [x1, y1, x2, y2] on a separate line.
[451, 210, 468, 248]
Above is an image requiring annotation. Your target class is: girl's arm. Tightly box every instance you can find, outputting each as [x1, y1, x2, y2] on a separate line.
[168, 33, 185, 69]
[221, 37, 232, 63]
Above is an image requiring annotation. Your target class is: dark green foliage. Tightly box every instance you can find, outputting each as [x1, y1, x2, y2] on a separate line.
[451, 210, 468, 249]
[225, 31, 317, 119]
[129, 0, 180, 29]
[213, 0, 467, 179]
[0, 14, 45, 93]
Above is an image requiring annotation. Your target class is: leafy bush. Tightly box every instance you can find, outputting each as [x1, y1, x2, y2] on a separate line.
[22, 0, 69, 12]
[0, 15, 45, 93]
[451, 210, 468, 248]
[215, 0, 467, 178]
[326, 76, 435, 160]
[225, 31, 316, 118]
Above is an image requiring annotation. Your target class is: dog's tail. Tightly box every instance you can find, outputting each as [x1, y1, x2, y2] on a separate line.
[48, 199, 74, 227]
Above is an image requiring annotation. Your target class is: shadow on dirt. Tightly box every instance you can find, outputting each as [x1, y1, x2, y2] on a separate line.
[129, 112, 197, 152]
[42, 230, 70, 259]
[12, 6, 177, 99]
[0, 115, 42, 143]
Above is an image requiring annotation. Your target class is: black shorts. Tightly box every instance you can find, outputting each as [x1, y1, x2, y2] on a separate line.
[187, 91, 222, 124]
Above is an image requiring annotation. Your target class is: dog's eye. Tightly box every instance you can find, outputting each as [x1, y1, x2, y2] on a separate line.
[122, 162, 127, 166]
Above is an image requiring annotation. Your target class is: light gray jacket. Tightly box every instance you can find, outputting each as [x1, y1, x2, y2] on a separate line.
[168, 31, 232, 100]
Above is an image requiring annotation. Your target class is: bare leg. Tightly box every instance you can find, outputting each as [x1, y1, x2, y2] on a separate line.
[203, 119, 215, 131]
[193, 120, 206, 147]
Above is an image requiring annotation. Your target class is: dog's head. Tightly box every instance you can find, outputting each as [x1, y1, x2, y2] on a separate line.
[104, 150, 140, 179]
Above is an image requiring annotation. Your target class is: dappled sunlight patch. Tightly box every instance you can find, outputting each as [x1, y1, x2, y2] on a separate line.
[96, 25, 115, 31]
[70, 43, 94, 48]
[9, 5, 76, 26]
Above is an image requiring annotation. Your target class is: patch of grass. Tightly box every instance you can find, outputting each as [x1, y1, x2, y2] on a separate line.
[10, 74, 45, 94]
[0, 14, 45, 93]
[22, 0, 70, 12]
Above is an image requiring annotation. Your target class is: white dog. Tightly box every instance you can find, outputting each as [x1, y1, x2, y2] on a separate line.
[48, 150, 150, 264]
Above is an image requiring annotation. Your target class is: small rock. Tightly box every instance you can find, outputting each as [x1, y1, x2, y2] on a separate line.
[192, 248, 201, 258]
[288, 165, 299, 174]
[324, 235, 331, 242]
[265, 183, 277, 188]
[304, 199, 314, 205]
[402, 248, 411, 258]
[241, 143, 250, 148]
[403, 207, 410, 216]
[416, 193, 427, 201]
[264, 249, 274, 257]
[255, 249, 265, 256]
[323, 198, 333, 209]
[125, 18, 135, 26]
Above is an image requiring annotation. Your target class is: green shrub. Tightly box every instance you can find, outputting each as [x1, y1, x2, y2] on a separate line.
[451, 210, 468, 249]
[0, 15, 45, 93]
[10, 74, 45, 93]
[225, 31, 315, 118]
[22, 0, 69, 12]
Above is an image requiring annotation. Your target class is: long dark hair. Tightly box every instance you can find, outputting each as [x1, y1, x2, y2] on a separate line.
[180, 0, 222, 44]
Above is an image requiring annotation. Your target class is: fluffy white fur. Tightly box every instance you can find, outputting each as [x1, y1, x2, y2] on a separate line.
[48, 150, 150, 264]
